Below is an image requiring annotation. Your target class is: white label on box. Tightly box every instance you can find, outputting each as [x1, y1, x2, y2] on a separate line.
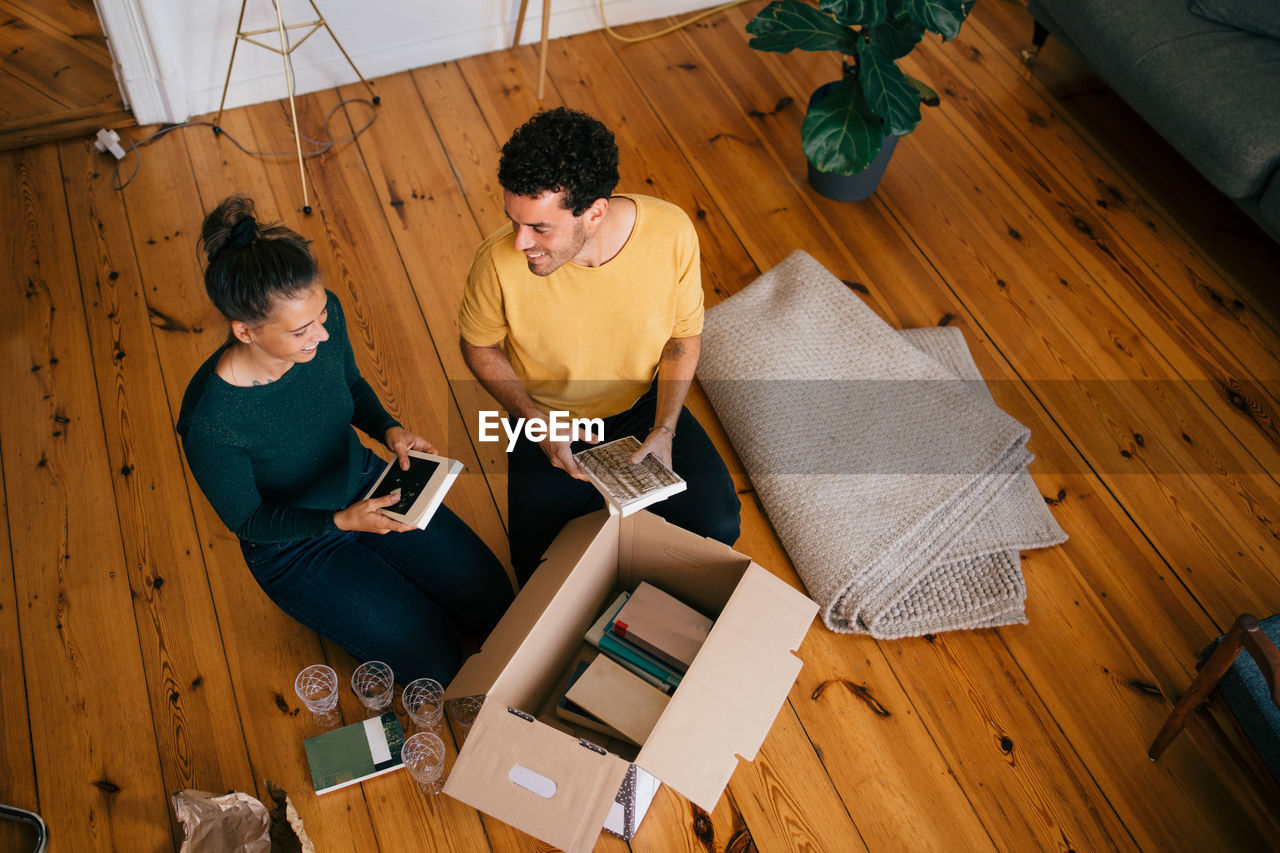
[509, 765, 558, 798]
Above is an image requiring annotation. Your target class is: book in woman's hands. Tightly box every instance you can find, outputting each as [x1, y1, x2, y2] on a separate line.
[573, 436, 686, 517]
[362, 450, 462, 529]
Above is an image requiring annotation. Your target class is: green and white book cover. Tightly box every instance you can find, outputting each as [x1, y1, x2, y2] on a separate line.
[304, 712, 406, 793]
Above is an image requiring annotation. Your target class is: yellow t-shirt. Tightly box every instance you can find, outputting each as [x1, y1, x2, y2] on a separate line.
[459, 194, 704, 419]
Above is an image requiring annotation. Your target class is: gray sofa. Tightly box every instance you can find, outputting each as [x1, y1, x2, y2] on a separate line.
[1026, 0, 1280, 242]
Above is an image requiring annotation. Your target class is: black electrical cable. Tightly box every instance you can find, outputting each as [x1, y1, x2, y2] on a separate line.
[108, 96, 379, 191]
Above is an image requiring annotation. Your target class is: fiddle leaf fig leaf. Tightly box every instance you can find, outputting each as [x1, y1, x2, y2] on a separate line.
[857, 40, 921, 135]
[820, 0, 888, 27]
[905, 73, 940, 106]
[868, 16, 924, 59]
[901, 0, 966, 40]
[747, 0, 863, 55]
[802, 77, 885, 174]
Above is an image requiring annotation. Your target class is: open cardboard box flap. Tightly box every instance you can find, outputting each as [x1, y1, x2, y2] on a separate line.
[443, 699, 630, 853]
[445, 512, 618, 703]
[634, 563, 816, 809]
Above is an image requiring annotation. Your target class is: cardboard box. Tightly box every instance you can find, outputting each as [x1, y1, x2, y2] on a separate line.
[442, 510, 817, 853]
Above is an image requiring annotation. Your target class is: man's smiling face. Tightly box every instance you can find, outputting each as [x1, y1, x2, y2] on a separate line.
[503, 189, 590, 276]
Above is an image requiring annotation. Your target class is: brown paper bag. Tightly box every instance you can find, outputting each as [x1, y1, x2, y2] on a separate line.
[172, 782, 314, 853]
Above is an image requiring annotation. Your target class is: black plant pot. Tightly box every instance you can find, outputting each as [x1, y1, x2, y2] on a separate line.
[805, 82, 899, 203]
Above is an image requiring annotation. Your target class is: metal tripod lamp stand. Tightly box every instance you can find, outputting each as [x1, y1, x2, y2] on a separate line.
[213, 0, 379, 214]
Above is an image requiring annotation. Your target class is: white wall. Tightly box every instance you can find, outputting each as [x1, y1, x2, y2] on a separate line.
[95, 0, 730, 124]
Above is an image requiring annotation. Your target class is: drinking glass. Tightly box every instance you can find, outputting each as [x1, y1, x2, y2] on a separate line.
[351, 661, 395, 715]
[402, 677, 444, 733]
[294, 664, 341, 728]
[401, 732, 446, 796]
[447, 695, 484, 747]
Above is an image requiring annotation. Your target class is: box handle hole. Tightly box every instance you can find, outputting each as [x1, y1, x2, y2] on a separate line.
[509, 765, 557, 798]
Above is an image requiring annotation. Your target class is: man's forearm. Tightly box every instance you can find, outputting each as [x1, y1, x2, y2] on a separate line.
[459, 338, 544, 421]
[653, 335, 700, 433]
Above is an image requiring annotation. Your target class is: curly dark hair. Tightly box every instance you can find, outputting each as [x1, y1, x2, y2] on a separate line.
[498, 107, 619, 216]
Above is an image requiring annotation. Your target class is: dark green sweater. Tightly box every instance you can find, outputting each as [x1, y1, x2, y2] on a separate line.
[177, 291, 399, 543]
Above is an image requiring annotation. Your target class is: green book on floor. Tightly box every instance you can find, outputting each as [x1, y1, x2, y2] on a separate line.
[304, 712, 405, 794]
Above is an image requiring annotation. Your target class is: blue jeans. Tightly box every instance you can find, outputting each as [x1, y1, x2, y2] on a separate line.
[241, 451, 513, 684]
[507, 383, 741, 584]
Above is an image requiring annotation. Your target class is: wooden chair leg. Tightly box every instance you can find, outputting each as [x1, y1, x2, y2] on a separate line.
[536, 0, 551, 101]
[1020, 20, 1051, 66]
[1149, 614, 1260, 760]
[513, 0, 530, 48]
[1032, 20, 1050, 49]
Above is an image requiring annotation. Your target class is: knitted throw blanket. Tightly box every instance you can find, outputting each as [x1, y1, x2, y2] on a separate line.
[697, 251, 1067, 637]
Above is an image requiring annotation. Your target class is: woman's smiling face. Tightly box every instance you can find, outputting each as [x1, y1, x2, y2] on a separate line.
[238, 282, 330, 364]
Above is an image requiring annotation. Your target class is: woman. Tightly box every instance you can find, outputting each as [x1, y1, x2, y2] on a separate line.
[177, 196, 512, 684]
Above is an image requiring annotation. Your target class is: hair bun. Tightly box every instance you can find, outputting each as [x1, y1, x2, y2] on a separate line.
[227, 215, 258, 249]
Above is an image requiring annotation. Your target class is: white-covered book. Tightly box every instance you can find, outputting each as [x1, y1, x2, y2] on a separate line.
[573, 436, 686, 517]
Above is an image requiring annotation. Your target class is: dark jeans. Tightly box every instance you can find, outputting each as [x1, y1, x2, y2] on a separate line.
[241, 450, 513, 684]
[508, 384, 741, 584]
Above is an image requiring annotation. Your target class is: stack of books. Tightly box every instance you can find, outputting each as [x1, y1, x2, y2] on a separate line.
[608, 582, 713, 673]
[555, 583, 715, 745]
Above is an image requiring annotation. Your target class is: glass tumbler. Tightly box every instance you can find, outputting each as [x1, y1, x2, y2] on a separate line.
[294, 664, 341, 728]
[351, 660, 395, 715]
[402, 677, 444, 733]
[401, 731, 446, 796]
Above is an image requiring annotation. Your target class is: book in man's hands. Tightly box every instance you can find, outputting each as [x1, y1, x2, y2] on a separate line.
[304, 713, 405, 794]
[362, 449, 463, 529]
[573, 435, 686, 517]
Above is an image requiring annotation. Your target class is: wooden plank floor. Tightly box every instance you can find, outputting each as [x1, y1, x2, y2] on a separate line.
[0, 0, 132, 152]
[3, 1, 1280, 850]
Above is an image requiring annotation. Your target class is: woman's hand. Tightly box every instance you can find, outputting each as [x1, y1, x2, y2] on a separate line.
[334, 492, 416, 534]
[385, 426, 437, 470]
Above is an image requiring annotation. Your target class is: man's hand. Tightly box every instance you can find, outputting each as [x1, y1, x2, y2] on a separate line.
[630, 426, 674, 470]
[533, 415, 597, 481]
[385, 426, 437, 471]
[334, 492, 416, 534]
[634, 334, 697, 472]
[460, 336, 605, 481]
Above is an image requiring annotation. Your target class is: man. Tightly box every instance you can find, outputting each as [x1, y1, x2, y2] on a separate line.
[459, 107, 741, 583]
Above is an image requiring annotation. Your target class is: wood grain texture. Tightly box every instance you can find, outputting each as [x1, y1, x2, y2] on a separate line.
[709, 0, 1280, 642]
[978, 0, 1280, 311]
[57, 135, 257, 812]
[0, 458, 39, 852]
[1, 143, 172, 851]
[0, 0, 128, 151]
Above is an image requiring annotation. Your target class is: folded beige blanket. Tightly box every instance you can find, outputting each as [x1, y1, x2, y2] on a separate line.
[697, 251, 1066, 637]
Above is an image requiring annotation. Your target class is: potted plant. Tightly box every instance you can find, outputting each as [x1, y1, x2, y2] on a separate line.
[746, 0, 973, 201]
